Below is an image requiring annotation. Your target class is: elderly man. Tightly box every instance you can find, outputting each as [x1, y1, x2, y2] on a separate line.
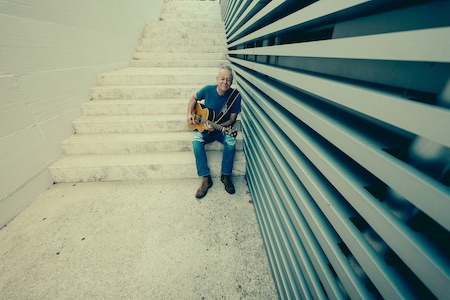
[187, 65, 242, 198]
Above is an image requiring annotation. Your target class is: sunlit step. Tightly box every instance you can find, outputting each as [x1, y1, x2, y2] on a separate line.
[49, 151, 246, 183]
[62, 132, 244, 154]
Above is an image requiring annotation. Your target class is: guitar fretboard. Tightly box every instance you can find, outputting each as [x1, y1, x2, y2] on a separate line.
[197, 115, 226, 132]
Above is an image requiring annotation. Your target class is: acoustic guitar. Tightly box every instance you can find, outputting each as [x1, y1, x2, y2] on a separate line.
[188, 102, 237, 137]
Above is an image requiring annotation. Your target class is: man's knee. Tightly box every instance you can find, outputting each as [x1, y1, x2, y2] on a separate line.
[223, 135, 236, 147]
[192, 134, 204, 144]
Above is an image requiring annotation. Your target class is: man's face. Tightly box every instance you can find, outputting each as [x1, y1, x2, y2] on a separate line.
[216, 69, 233, 94]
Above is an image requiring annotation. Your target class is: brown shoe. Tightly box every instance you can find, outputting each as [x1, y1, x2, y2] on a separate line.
[221, 174, 235, 194]
[195, 175, 213, 198]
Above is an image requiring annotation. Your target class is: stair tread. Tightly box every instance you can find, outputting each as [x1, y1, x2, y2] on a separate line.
[141, 34, 226, 39]
[134, 51, 226, 54]
[129, 59, 227, 64]
[148, 20, 223, 25]
[92, 84, 201, 89]
[138, 45, 226, 48]
[64, 132, 195, 142]
[74, 114, 185, 122]
[63, 132, 242, 143]
[133, 53, 226, 57]
[74, 114, 242, 122]
[99, 67, 219, 76]
[50, 151, 245, 167]
[84, 98, 187, 103]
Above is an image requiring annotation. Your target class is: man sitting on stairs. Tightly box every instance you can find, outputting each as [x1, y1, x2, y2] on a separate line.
[187, 65, 242, 199]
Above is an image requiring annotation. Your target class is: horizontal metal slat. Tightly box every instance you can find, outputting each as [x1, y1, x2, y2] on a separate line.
[227, 0, 286, 42]
[224, 0, 450, 298]
[225, 0, 264, 38]
[223, 0, 239, 27]
[231, 58, 450, 232]
[248, 184, 287, 300]
[243, 111, 345, 299]
[230, 57, 450, 148]
[246, 161, 295, 300]
[229, 26, 450, 62]
[235, 69, 450, 298]
[242, 99, 373, 299]
[244, 115, 329, 300]
[243, 107, 348, 299]
[240, 80, 418, 299]
[247, 149, 309, 300]
[228, 0, 372, 47]
[225, 0, 249, 31]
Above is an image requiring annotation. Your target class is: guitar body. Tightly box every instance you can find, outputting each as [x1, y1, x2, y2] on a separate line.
[187, 103, 215, 133]
[188, 102, 237, 137]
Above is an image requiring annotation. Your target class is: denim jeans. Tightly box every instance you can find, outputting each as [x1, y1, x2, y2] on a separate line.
[192, 131, 236, 177]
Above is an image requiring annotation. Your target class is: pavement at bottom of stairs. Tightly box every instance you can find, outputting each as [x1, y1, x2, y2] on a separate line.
[0, 177, 278, 300]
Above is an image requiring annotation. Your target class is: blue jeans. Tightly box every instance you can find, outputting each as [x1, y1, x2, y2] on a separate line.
[192, 131, 236, 177]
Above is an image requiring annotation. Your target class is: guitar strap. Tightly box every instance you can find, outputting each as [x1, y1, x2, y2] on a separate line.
[214, 88, 240, 124]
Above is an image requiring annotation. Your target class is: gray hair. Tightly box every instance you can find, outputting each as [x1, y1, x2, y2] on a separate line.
[218, 64, 233, 80]
[219, 65, 232, 73]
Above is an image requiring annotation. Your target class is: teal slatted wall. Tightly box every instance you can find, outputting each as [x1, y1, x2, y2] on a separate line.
[221, 0, 450, 299]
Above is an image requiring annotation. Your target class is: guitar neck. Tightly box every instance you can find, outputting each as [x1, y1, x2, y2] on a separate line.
[192, 110, 237, 137]
[197, 115, 226, 132]
[208, 121, 226, 132]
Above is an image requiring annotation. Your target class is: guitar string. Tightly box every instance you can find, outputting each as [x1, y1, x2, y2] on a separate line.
[194, 113, 237, 136]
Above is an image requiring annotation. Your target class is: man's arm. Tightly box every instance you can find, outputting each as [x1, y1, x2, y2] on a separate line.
[219, 113, 238, 128]
[187, 93, 215, 131]
[187, 94, 197, 125]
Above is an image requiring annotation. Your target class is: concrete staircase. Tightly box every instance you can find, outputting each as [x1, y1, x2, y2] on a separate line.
[49, 0, 245, 183]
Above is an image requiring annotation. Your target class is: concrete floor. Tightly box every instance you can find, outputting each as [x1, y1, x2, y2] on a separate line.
[0, 177, 278, 300]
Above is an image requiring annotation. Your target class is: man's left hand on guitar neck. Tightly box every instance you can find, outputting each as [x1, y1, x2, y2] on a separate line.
[203, 122, 214, 131]
[204, 117, 235, 132]
[211, 114, 237, 130]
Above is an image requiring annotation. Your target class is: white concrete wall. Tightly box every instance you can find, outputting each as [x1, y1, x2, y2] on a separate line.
[0, 0, 163, 227]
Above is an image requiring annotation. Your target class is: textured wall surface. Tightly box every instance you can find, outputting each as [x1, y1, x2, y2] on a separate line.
[0, 0, 163, 227]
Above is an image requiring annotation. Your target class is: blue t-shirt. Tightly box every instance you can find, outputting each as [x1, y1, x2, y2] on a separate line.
[196, 85, 241, 123]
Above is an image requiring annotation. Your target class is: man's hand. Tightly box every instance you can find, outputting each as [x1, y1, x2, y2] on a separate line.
[187, 94, 198, 125]
[187, 114, 196, 125]
[204, 122, 214, 131]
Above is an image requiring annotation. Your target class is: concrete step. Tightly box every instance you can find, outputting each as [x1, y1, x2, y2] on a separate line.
[48, 151, 246, 182]
[82, 99, 187, 115]
[61, 132, 244, 154]
[133, 52, 227, 61]
[144, 21, 225, 35]
[162, 7, 219, 14]
[90, 85, 199, 100]
[96, 67, 218, 86]
[162, 2, 220, 13]
[146, 19, 224, 28]
[142, 31, 227, 46]
[139, 36, 227, 46]
[136, 44, 227, 53]
[129, 59, 228, 68]
[73, 114, 187, 133]
[160, 13, 220, 20]
[73, 115, 242, 134]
